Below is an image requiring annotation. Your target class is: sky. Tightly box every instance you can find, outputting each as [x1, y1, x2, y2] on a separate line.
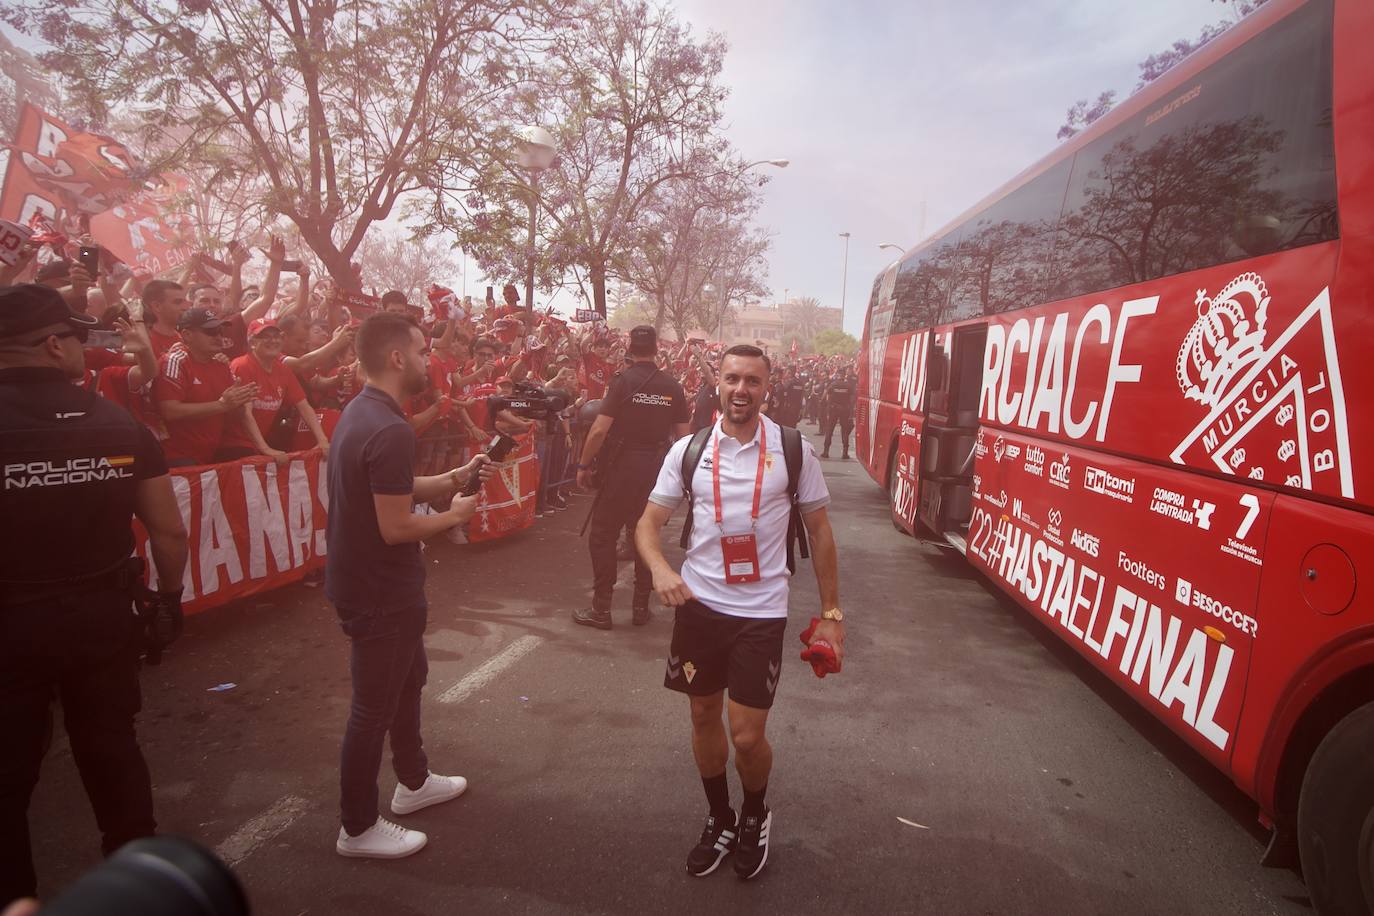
[668, 0, 1232, 335]
[2, 2, 1234, 329]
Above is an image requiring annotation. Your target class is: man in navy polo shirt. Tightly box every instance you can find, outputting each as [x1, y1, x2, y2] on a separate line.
[326, 311, 493, 860]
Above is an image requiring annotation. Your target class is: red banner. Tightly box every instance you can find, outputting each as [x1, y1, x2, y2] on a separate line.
[129, 442, 542, 615]
[132, 452, 328, 616]
[468, 434, 539, 542]
[0, 103, 195, 274]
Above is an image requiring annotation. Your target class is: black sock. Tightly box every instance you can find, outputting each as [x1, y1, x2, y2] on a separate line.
[741, 783, 768, 818]
[702, 772, 732, 819]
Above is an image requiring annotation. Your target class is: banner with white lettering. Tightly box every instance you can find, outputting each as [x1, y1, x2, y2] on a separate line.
[132, 453, 328, 616]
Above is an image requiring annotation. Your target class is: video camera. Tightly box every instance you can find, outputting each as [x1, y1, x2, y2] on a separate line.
[486, 380, 569, 431]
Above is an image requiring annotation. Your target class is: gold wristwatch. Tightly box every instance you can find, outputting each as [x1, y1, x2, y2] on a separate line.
[821, 607, 845, 622]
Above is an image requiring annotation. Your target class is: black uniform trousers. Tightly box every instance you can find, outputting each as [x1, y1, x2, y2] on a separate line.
[0, 588, 155, 901]
[588, 447, 663, 613]
[822, 406, 855, 454]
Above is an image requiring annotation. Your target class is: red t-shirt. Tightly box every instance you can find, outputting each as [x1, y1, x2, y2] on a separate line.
[428, 351, 461, 397]
[149, 327, 181, 360]
[97, 365, 167, 440]
[581, 352, 610, 400]
[153, 345, 235, 465]
[223, 353, 307, 450]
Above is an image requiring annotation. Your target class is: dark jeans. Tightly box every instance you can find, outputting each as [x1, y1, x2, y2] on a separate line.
[544, 432, 569, 502]
[588, 449, 660, 613]
[822, 411, 854, 453]
[0, 589, 155, 902]
[338, 605, 430, 836]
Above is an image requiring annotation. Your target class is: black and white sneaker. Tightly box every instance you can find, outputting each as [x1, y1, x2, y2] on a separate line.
[733, 807, 771, 879]
[686, 811, 737, 877]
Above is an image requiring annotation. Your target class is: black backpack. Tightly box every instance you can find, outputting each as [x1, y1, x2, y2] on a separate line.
[678, 424, 811, 574]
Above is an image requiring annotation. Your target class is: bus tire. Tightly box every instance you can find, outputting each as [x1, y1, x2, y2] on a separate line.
[1297, 700, 1374, 916]
[885, 444, 910, 535]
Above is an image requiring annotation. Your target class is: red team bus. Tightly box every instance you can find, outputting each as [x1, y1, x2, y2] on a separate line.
[857, 0, 1373, 910]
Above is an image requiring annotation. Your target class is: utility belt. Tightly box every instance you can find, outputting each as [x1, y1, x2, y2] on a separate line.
[0, 556, 145, 608]
[0, 556, 185, 666]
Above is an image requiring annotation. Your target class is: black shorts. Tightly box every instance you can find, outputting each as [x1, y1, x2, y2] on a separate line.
[664, 599, 787, 710]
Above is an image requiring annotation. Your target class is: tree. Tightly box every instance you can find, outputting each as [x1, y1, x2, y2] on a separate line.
[3, 0, 541, 287]
[813, 328, 858, 357]
[355, 232, 462, 304]
[439, 0, 733, 315]
[1056, 1, 1270, 141]
[1056, 91, 1117, 142]
[781, 296, 826, 350]
[618, 164, 770, 337]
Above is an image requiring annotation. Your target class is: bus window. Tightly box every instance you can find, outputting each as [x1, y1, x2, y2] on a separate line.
[947, 157, 1072, 320]
[1048, 0, 1336, 302]
[891, 230, 962, 333]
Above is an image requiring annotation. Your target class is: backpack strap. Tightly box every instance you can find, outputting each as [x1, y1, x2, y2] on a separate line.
[678, 427, 713, 550]
[781, 425, 810, 574]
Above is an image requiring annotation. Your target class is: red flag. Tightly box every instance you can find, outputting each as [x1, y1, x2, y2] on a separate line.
[789, 339, 798, 358]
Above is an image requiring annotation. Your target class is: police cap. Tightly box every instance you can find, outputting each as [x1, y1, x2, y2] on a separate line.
[629, 325, 656, 356]
[0, 283, 99, 339]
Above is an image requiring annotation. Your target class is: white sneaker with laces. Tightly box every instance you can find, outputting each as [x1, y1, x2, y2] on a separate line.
[391, 772, 468, 816]
[335, 817, 427, 859]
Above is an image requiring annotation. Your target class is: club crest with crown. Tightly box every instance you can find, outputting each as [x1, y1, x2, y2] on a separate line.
[1171, 271, 1352, 502]
[1175, 272, 1270, 408]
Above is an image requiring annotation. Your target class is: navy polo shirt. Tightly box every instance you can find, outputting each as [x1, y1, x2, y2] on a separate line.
[325, 385, 425, 615]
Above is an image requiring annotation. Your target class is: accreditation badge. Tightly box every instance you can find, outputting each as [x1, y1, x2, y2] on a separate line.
[721, 533, 761, 584]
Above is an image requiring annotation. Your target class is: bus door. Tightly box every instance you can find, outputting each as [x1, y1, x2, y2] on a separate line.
[916, 324, 986, 551]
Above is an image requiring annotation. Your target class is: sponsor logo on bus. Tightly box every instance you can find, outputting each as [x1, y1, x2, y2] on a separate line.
[1117, 550, 1166, 591]
[1044, 506, 1064, 546]
[993, 437, 1006, 463]
[1148, 487, 1216, 530]
[1174, 577, 1258, 637]
[1005, 443, 1022, 461]
[1011, 496, 1037, 530]
[1024, 445, 1046, 477]
[1049, 452, 1072, 489]
[1084, 465, 1135, 503]
[1070, 527, 1100, 557]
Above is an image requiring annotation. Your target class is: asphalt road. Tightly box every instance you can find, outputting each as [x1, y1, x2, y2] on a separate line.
[27, 422, 1313, 915]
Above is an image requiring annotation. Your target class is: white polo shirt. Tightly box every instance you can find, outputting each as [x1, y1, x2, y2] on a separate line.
[648, 414, 830, 619]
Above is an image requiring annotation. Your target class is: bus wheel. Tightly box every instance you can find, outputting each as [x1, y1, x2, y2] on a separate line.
[1297, 700, 1374, 915]
[886, 446, 909, 535]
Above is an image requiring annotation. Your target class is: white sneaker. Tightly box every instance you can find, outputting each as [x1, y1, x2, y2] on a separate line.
[335, 817, 427, 859]
[391, 772, 468, 816]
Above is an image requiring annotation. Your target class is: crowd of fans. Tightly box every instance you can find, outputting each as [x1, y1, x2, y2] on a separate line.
[0, 230, 858, 527]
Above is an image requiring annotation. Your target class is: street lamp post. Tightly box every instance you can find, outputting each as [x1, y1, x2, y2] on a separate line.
[838, 232, 851, 325]
[878, 242, 906, 254]
[517, 125, 558, 326]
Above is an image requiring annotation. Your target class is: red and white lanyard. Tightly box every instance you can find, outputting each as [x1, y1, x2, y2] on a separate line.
[712, 422, 767, 533]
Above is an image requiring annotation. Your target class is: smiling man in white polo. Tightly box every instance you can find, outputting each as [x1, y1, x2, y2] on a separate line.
[636, 343, 846, 880]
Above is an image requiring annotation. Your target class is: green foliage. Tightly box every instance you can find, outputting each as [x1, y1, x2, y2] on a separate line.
[813, 328, 858, 357]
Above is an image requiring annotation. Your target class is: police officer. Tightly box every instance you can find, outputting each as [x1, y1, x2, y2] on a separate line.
[574, 326, 690, 629]
[776, 369, 807, 428]
[0, 284, 188, 904]
[821, 367, 857, 459]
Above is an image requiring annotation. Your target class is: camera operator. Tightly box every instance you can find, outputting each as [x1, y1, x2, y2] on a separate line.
[0, 284, 188, 904]
[573, 326, 690, 629]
